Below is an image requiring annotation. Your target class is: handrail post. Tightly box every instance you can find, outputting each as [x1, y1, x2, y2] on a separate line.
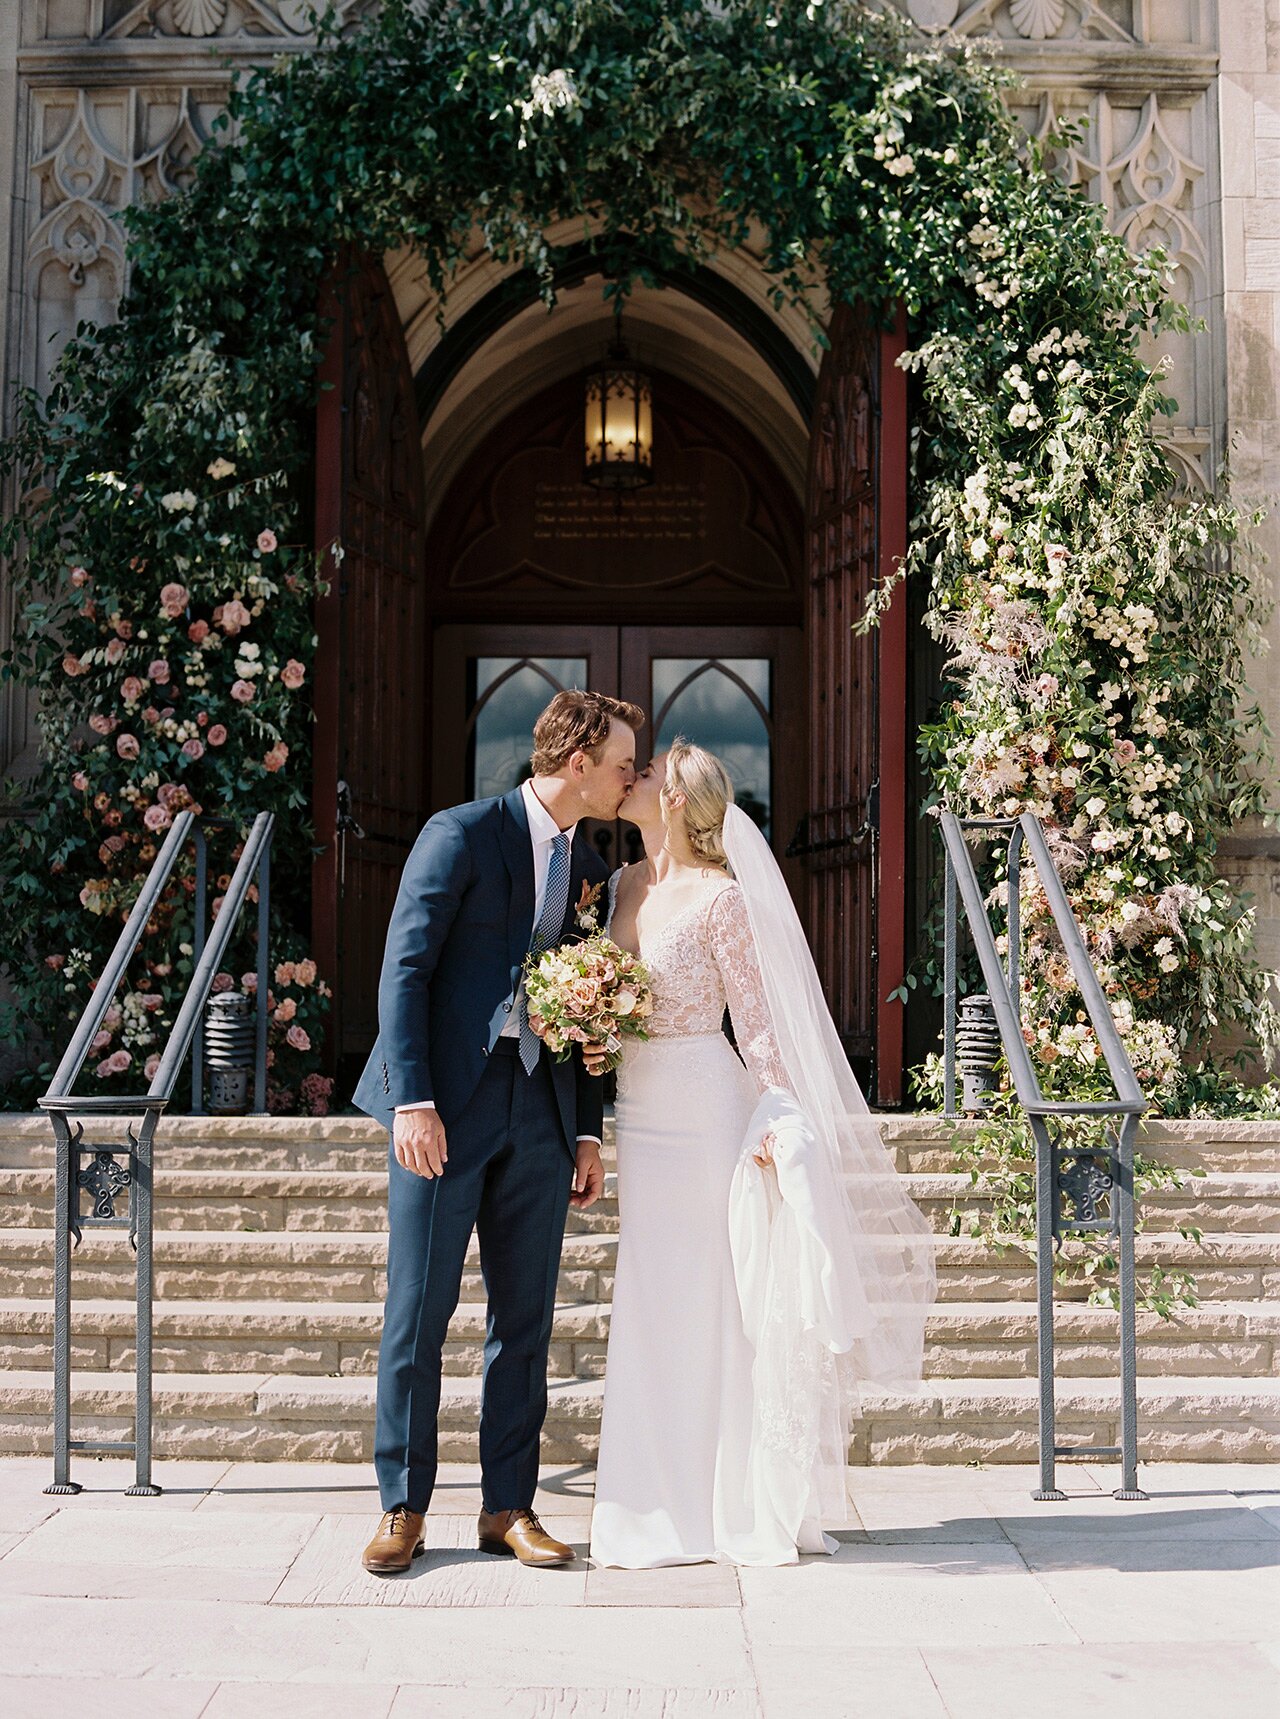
[254, 839, 270, 1115]
[942, 848, 958, 1117]
[126, 1109, 160, 1496]
[939, 810, 1147, 1503]
[45, 1113, 78, 1494]
[1115, 1112, 1143, 1498]
[39, 809, 275, 1496]
[190, 824, 208, 1116]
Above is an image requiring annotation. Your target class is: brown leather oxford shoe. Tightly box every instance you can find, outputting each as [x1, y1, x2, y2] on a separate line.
[361, 1506, 426, 1574]
[478, 1506, 576, 1567]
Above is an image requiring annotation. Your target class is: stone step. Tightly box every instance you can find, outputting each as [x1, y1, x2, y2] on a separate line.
[0, 1166, 621, 1234]
[3, 1296, 1277, 1381]
[7, 1164, 1274, 1236]
[4, 1226, 1280, 1304]
[1, 1368, 1276, 1464]
[880, 1117, 1280, 1176]
[5, 1113, 1280, 1176]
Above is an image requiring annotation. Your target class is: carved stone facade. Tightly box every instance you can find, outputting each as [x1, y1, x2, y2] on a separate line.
[3, 1, 1278, 972]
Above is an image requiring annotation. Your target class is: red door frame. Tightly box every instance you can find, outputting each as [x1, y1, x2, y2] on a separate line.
[876, 305, 909, 1108]
[311, 259, 345, 1043]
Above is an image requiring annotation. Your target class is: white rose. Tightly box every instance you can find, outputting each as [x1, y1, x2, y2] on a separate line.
[1085, 797, 1106, 817]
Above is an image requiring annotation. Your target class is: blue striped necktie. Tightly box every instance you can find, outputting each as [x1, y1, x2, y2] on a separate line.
[519, 831, 571, 1074]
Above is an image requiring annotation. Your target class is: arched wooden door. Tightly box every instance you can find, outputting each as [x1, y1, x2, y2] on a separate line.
[312, 250, 427, 1066]
[801, 302, 908, 1105]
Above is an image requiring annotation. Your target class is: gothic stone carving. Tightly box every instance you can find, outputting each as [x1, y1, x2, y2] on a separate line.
[901, 0, 1138, 41]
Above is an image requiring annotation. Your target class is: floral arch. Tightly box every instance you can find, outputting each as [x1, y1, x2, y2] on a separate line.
[0, 0, 1269, 1114]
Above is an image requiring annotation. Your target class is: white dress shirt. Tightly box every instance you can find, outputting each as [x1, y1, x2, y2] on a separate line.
[396, 778, 600, 1147]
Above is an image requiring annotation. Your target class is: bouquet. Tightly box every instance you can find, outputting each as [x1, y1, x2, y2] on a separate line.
[523, 929, 652, 1074]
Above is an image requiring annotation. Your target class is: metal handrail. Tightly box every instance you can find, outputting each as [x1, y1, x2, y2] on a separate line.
[939, 810, 1148, 1503]
[37, 810, 274, 1498]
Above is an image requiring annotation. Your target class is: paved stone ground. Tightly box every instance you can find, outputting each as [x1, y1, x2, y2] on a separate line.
[1, 1457, 1279, 1716]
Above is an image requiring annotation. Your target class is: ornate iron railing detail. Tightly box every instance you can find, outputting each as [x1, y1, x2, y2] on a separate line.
[939, 812, 1148, 1503]
[38, 811, 275, 1498]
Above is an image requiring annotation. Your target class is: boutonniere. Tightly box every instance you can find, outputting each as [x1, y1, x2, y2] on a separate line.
[575, 879, 604, 931]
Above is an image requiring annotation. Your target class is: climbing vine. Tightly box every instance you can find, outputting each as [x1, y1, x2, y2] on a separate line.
[0, 0, 1271, 1113]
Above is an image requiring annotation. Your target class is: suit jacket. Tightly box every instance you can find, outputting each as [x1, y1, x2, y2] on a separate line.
[351, 785, 611, 1155]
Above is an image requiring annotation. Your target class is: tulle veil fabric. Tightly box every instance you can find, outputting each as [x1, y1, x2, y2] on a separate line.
[721, 803, 937, 1537]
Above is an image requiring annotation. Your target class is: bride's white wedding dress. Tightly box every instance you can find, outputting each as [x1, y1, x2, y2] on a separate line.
[590, 872, 794, 1568]
[589, 811, 937, 1570]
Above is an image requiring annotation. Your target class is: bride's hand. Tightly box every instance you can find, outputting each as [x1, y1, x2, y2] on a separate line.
[752, 1131, 776, 1169]
[582, 1041, 611, 1076]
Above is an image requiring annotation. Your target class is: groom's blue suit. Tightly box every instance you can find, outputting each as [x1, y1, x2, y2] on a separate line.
[352, 785, 610, 1515]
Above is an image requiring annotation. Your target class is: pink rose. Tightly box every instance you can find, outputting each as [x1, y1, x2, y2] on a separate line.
[144, 1054, 161, 1081]
[94, 1056, 114, 1079]
[72, 771, 89, 792]
[212, 972, 235, 994]
[103, 638, 125, 666]
[107, 1049, 131, 1075]
[69, 566, 90, 588]
[105, 834, 126, 854]
[219, 599, 252, 635]
[262, 741, 288, 773]
[285, 1024, 311, 1052]
[144, 804, 171, 832]
[157, 782, 182, 808]
[280, 659, 306, 690]
[91, 1030, 112, 1054]
[116, 733, 140, 760]
[148, 659, 171, 684]
[275, 961, 297, 986]
[160, 583, 190, 618]
[196, 711, 209, 727]
[142, 707, 160, 726]
[1035, 674, 1059, 697]
[1114, 739, 1138, 762]
[188, 619, 210, 644]
[241, 971, 259, 991]
[294, 959, 317, 987]
[89, 713, 117, 736]
[182, 738, 205, 761]
[231, 679, 255, 704]
[256, 528, 278, 554]
[63, 655, 86, 677]
[121, 676, 145, 702]
[273, 998, 298, 1023]
[45, 954, 66, 970]
[207, 724, 228, 746]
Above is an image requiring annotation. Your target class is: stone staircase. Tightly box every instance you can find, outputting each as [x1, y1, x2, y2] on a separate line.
[1, 1113, 1278, 1466]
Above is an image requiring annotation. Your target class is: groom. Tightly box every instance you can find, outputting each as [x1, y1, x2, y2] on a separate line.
[352, 688, 643, 1573]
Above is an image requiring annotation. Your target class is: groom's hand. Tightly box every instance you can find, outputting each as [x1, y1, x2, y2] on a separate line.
[570, 1139, 604, 1209]
[393, 1108, 449, 1179]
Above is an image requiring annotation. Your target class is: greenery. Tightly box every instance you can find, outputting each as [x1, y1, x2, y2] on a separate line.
[0, 0, 1272, 1122]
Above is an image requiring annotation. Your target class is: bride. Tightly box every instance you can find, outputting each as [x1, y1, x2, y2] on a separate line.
[587, 739, 936, 1569]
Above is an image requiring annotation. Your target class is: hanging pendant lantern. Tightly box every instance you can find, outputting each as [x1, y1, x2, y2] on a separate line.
[583, 305, 654, 491]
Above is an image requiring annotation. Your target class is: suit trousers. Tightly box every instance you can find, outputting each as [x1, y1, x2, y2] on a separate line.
[374, 1040, 574, 1515]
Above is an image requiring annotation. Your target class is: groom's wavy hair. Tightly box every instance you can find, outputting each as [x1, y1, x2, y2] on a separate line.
[530, 689, 645, 775]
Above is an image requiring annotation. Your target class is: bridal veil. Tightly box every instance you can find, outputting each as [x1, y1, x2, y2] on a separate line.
[721, 803, 937, 1539]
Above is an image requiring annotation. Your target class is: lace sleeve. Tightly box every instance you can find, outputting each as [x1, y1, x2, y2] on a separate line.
[708, 883, 789, 1095]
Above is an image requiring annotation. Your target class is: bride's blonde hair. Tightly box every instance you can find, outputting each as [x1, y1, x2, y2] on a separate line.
[661, 738, 734, 869]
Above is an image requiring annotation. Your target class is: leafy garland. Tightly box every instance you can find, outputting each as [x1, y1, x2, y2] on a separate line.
[0, 0, 1271, 1117]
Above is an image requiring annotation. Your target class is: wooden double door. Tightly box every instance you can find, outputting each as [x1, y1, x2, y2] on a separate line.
[313, 254, 909, 1102]
[432, 623, 804, 886]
